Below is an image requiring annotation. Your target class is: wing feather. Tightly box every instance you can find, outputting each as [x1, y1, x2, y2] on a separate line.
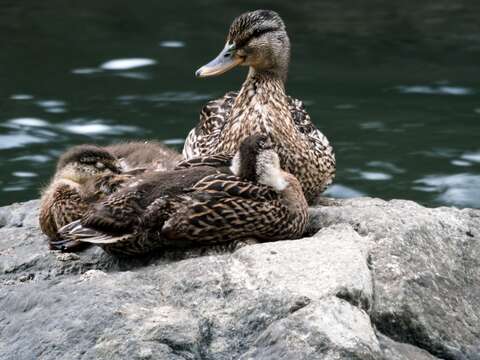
[190, 173, 279, 201]
[162, 194, 294, 244]
[174, 154, 232, 170]
[183, 92, 237, 158]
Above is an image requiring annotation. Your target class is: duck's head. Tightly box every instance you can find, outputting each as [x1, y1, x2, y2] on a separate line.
[196, 10, 290, 81]
[56, 145, 121, 183]
[230, 134, 288, 191]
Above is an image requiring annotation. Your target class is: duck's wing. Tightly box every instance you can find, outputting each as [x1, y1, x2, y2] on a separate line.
[183, 91, 238, 159]
[57, 196, 175, 256]
[79, 188, 145, 234]
[174, 154, 232, 170]
[161, 191, 297, 245]
[189, 173, 279, 201]
[287, 96, 335, 155]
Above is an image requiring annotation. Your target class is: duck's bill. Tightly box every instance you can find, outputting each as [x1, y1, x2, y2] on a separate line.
[195, 43, 243, 78]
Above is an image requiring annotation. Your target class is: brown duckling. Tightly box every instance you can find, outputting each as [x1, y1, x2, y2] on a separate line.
[48, 153, 233, 252]
[40, 139, 183, 249]
[39, 145, 130, 249]
[57, 135, 308, 256]
[185, 10, 336, 204]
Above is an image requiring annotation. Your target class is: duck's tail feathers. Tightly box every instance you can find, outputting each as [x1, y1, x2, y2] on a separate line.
[49, 237, 86, 252]
[57, 220, 122, 245]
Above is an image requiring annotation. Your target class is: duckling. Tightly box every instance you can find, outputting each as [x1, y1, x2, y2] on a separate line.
[49, 155, 233, 252]
[58, 134, 308, 256]
[39, 145, 129, 249]
[40, 140, 183, 249]
[185, 9, 335, 204]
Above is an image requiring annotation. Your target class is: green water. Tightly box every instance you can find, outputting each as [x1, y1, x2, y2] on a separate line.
[1, 1, 479, 207]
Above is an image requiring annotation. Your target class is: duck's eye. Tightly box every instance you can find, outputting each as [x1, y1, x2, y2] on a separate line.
[95, 162, 105, 170]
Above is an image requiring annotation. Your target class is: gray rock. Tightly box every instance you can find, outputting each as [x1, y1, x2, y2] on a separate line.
[240, 297, 382, 360]
[310, 197, 480, 360]
[0, 197, 479, 359]
[377, 333, 441, 360]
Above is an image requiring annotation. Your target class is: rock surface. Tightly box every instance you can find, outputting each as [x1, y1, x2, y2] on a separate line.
[0, 198, 479, 360]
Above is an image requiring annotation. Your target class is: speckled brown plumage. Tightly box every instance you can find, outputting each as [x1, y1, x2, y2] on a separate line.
[185, 10, 335, 204]
[39, 145, 130, 248]
[58, 135, 309, 256]
[160, 172, 308, 246]
[39, 141, 181, 249]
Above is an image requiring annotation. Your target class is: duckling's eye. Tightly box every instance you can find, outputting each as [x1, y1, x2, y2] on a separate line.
[95, 162, 105, 170]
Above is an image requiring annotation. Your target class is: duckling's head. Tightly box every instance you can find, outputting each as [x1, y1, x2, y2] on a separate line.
[196, 10, 290, 81]
[230, 134, 288, 191]
[56, 145, 121, 183]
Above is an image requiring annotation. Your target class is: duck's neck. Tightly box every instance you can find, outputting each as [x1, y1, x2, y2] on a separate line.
[244, 69, 286, 94]
[248, 64, 289, 84]
[217, 71, 295, 154]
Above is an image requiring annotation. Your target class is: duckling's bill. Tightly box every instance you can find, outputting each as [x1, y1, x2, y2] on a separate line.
[195, 43, 243, 77]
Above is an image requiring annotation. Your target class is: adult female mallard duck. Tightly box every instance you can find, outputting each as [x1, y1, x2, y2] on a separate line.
[184, 9, 335, 204]
[57, 135, 308, 256]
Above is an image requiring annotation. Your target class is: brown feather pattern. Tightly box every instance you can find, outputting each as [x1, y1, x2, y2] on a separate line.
[59, 172, 308, 256]
[183, 82, 335, 204]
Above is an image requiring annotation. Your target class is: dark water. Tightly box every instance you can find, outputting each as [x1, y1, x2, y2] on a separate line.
[1, 0, 479, 208]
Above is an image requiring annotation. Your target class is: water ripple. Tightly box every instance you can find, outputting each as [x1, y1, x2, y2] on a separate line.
[461, 151, 480, 163]
[58, 120, 139, 136]
[13, 171, 37, 178]
[36, 100, 66, 108]
[3, 186, 26, 192]
[72, 68, 102, 75]
[367, 161, 405, 174]
[415, 174, 480, 207]
[117, 92, 211, 104]
[397, 85, 474, 96]
[451, 160, 472, 167]
[324, 184, 366, 198]
[359, 171, 393, 181]
[10, 94, 34, 100]
[11, 155, 51, 163]
[7, 118, 49, 128]
[162, 138, 185, 145]
[0, 134, 48, 150]
[159, 40, 185, 48]
[100, 58, 157, 70]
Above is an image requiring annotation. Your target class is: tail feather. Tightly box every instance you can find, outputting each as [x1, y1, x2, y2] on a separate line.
[49, 237, 85, 251]
[59, 220, 101, 238]
[58, 220, 125, 245]
[79, 234, 130, 244]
